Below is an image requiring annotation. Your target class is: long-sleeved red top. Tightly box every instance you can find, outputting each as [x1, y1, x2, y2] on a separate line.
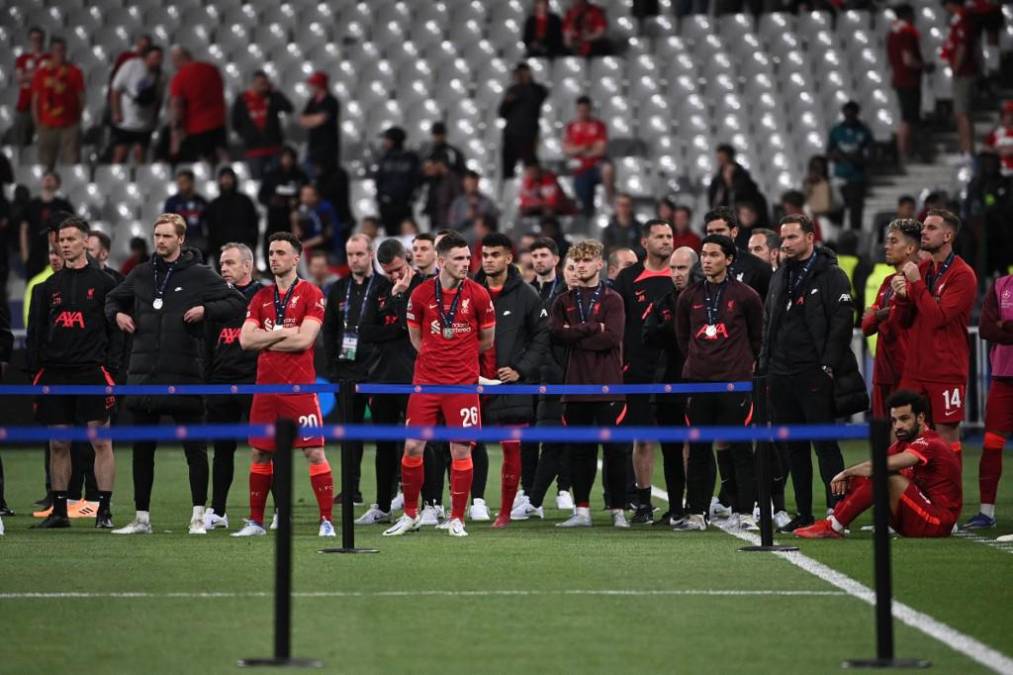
[894, 254, 977, 384]
[862, 273, 914, 385]
[548, 284, 625, 402]
[675, 278, 763, 382]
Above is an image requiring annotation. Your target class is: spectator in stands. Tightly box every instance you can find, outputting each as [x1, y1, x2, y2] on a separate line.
[258, 146, 308, 266]
[828, 101, 873, 231]
[110, 34, 152, 84]
[299, 71, 340, 176]
[803, 155, 836, 222]
[539, 216, 571, 262]
[164, 169, 208, 252]
[748, 227, 780, 270]
[357, 215, 381, 241]
[606, 247, 637, 282]
[917, 191, 948, 222]
[670, 203, 702, 252]
[374, 126, 420, 235]
[87, 230, 124, 283]
[422, 158, 461, 231]
[121, 236, 149, 276]
[735, 199, 767, 247]
[499, 63, 548, 180]
[524, 0, 565, 58]
[424, 121, 466, 179]
[707, 144, 761, 213]
[448, 170, 499, 232]
[307, 249, 338, 294]
[887, 4, 929, 165]
[563, 96, 614, 214]
[316, 162, 354, 229]
[602, 193, 643, 257]
[31, 37, 84, 169]
[204, 167, 259, 263]
[168, 47, 228, 165]
[780, 189, 823, 242]
[291, 183, 336, 256]
[897, 194, 917, 220]
[562, 0, 611, 57]
[19, 171, 72, 279]
[14, 26, 48, 148]
[965, 151, 1013, 276]
[110, 45, 165, 164]
[231, 70, 294, 179]
[519, 160, 575, 217]
[983, 100, 1013, 176]
[941, 0, 980, 159]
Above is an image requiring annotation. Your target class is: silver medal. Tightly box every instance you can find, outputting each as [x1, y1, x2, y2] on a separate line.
[273, 323, 285, 332]
[153, 298, 163, 310]
[786, 299, 792, 312]
[705, 324, 717, 338]
[442, 327, 454, 339]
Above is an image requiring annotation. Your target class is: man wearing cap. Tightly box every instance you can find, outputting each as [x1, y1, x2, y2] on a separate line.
[374, 127, 421, 234]
[299, 71, 340, 176]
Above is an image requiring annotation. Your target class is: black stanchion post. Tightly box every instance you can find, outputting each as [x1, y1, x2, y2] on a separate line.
[843, 418, 930, 670]
[740, 375, 798, 553]
[319, 381, 379, 555]
[239, 418, 322, 669]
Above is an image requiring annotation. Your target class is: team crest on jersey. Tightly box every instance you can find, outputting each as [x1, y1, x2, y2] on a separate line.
[87, 288, 95, 300]
[461, 297, 471, 314]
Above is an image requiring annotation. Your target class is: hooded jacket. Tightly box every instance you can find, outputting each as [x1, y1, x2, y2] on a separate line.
[105, 247, 247, 414]
[475, 264, 550, 423]
[759, 245, 868, 416]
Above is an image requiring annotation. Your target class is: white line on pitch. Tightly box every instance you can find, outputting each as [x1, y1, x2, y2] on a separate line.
[646, 481, 1013, 674]
[0, 589, 847, 600]
[953, 531, 1013, 556]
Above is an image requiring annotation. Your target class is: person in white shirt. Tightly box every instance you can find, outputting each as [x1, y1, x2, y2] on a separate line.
[110, 46, 165, 163]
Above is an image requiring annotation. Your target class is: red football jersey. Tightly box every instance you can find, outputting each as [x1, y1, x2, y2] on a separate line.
[407, 277, 495, 385]
[891, 429, 962, 520]
[16, 51, 48, 112]
[886, 21, 922, 89]
[564, 119, 608, 173]
[245, 279, 325, 385]
[895, 255, 976, 384]
[863, 275, 912, 386]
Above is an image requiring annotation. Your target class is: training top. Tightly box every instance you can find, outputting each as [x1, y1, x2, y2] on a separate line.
[245, 279, 325, 385]
[862, 274, 913, 386]
[675, 278, 763, 382]
[613, 261, 676, 382]
[890, 429, 962, 521]
[407, 277, 495, 385]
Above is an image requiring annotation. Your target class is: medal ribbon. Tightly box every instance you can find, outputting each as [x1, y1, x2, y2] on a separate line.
[273, 279, 299, 328]
[342, 274, 375, 332]
[703, 279, 727, 327]
[433, 276, 463, 334]
[787, 253, 817, 302]
[153, 261, 175, 304]
[925, 252, 955, 294]
[576, 282, 603, 323]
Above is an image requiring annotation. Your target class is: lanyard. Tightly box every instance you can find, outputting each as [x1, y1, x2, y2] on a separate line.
[575, 282, 603, 323]
[925, 252, 955, 294]
[539, 277, 559, 300]
[153, 261, 175, 301]
[433, 276, 463, 331]
[788, 253, 817, 301]
[703, 279, 727, 326]
[342, 274, 374, 332]
[274, 279, 299, 327]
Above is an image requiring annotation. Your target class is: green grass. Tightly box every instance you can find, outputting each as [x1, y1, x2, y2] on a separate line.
[1, 441, 1011, 674]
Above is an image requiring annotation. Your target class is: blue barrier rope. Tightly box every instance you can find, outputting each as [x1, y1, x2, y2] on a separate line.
[0, 422, 867, 444]
[0, 382, 753, 396]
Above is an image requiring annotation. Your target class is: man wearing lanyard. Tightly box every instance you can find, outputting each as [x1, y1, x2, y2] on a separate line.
[234, 232, 336, 537]
[894, 209, 977, 456]
[674, 235, 763, 532]
[322, 233, 375, 505]
[861, 219, 921, 418]
[758, 215, 861, 532]
[106, 213, 247, 535]
[383, 233, 496, 538]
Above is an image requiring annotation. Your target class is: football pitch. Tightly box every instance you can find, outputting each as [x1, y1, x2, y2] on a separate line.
[1, 441, 1011, 674]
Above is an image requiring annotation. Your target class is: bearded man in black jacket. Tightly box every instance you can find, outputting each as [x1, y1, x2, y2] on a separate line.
[106, 213, 247, 536]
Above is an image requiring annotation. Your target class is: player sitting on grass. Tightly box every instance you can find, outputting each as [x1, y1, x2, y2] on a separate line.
[795, 389, 962, 539]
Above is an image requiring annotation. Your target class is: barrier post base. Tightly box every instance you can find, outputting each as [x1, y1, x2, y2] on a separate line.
[317, 547, 380, 554]
[841, 658, 932, 669]
[238, 657, 323, 668]
[738, 544, 800, 552]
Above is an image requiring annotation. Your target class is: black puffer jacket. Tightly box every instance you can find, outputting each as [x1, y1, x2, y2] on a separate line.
[105, 247, 247, 414]
[474, 265, 549, 423]
[759, 246, 868, 416]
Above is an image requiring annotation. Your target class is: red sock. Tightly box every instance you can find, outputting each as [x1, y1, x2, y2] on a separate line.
[249, 462, 273, 525]
[309, 461, 333, 522]
[980, 432, 1005, 505]
[499, 440, 522, 520]
[831, 476, 874, 527]
[450, 456, 474, 521]
[401, 455, 424, 518]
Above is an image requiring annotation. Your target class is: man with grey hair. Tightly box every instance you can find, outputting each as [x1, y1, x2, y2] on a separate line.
[748, 228, 780, 270]
[203, 242, 263, 530]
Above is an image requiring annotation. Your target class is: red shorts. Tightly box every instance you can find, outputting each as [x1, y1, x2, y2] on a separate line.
[985, 378, 1013, 434]
[890, 481, 956, 538]
[248, 393, 324, 451]
[405, 393, 481, 431]
[871, 383, 897, 419]
[897, 379, 965, 424]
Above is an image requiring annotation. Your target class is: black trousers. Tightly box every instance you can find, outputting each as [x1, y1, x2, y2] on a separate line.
[68, 442, 99, 501]
[379, 202, 413, 237]
[369, 394, 406, 512]
[0, 455, 6, 504]
[840, 181, 866, 231]
[656, 399, 688, 517]
[205, 394, 251, 516]
[130, 410, 208, 511]
[685, 392, 756, 515]
[563, 400, 628, 510]
[527, 397, 573, 508]
[501, 133, 538, 179]
[470, 443, 489, 500]
[422, 441, 451, 506]
[336, 391, 369, 496]
[769, 369, 845, 518]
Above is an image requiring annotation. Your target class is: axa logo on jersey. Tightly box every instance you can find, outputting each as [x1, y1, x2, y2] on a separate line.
[54, 311, 85, 328]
